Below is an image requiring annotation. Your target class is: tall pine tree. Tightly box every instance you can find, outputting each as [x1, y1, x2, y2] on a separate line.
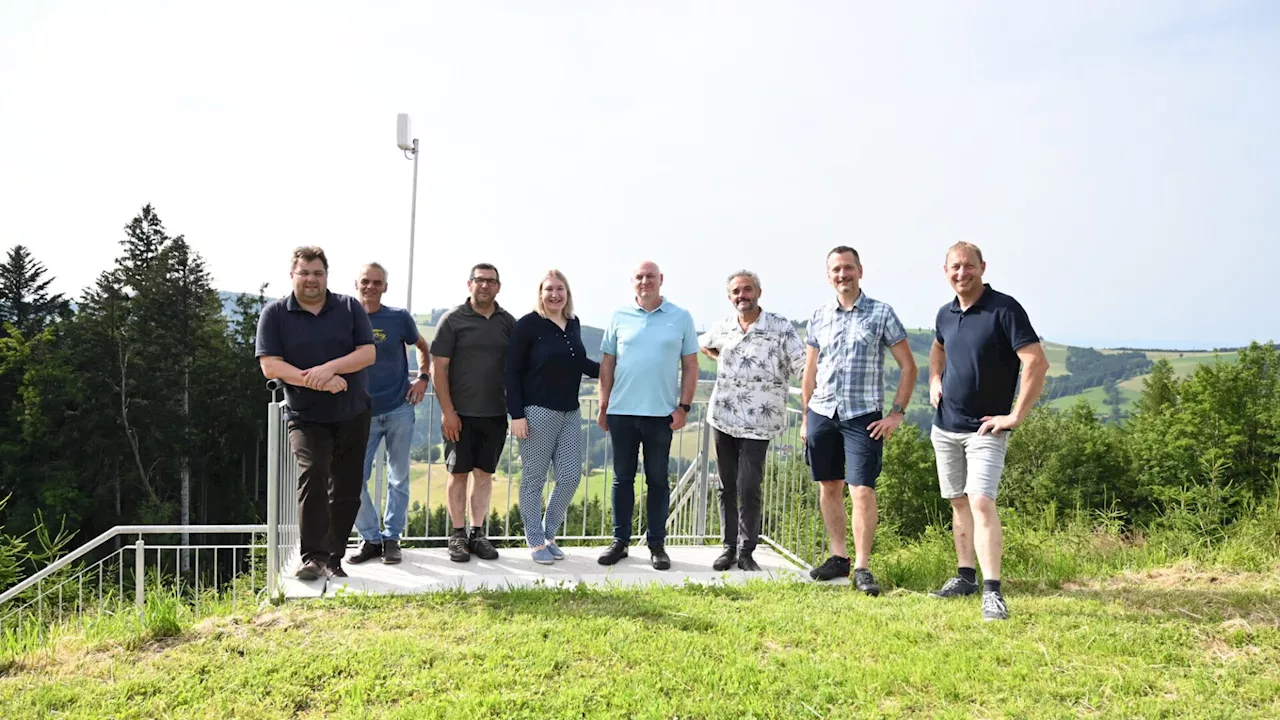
[0, 245, 70, 337]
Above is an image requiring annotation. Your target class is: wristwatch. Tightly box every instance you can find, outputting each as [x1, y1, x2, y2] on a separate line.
[417, 372, 429, 381]
[890, 403, 905, 416]
[678, 403, 692, 412]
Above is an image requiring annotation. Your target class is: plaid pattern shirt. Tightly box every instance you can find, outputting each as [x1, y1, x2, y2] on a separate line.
[806, 291, 907, 420]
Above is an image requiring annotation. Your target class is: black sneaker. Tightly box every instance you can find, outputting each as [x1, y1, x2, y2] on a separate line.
[853, 568, 880, 597]
[448, 532, 471, 562]
[809, 555, 851, 581]
[737, 551, 762, 572]
[295, 558, 325, 580]
[469, 531, 499, 561]
[649, 545, 671, 571]
[930, 576, 979, 599]
[328, 557, 348, 578]
[382, 539, 402, 565]
[347, 540, 383, 564]
[712, 547, 737, 571]
[598, 540, 629, 565]
[982, 590, 1009, 621]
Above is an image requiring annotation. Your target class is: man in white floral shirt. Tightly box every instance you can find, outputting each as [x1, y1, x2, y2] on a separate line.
[700, 270, 805, 572]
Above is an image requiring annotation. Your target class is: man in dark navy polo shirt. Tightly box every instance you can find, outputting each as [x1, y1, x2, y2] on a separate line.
[927, 241, 1049, 620]
[256, 246, 376, 581]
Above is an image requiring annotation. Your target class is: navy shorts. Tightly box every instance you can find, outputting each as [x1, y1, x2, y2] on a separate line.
[804, 409, 884, 488]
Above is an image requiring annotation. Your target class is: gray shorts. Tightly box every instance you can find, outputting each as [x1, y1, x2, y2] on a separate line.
[930, 425, 1010, 501]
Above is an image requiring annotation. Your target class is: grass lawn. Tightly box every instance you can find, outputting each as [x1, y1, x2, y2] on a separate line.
[1047, 384, 1142, 413]
[1118, 351, 1240, 396]
[1042, 341, 1070, 376]
[3, 569, 1278, 718]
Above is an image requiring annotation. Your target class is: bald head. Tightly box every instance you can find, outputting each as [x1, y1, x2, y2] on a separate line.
[631, 260, 664, 308]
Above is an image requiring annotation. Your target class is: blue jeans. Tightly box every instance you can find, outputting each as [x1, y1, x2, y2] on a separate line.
[354, 403, 415, 542]
[608, 414, 673, 546]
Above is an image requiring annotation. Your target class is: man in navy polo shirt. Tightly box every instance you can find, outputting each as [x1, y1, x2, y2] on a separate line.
[256, 246, 376, 581]
[596, 260, 700, 570]
[802, 246, 918, 595]
[345, 262, 432, 567]
[928, 241, 1049, 621]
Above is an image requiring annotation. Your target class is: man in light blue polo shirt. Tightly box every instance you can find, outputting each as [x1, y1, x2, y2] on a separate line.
[596, 260, 700, 570]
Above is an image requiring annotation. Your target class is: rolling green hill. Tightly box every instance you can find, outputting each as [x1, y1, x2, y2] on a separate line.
[407, 308, 1245, 424]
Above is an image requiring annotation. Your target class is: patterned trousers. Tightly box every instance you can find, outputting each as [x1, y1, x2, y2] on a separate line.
[518, 405, 582, 547]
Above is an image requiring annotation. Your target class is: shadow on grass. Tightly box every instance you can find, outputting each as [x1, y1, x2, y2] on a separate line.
[333, 579, 790, 635]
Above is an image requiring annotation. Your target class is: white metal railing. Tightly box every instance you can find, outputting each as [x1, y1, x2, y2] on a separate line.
[266, 379, 826, 581]
[0, 525, 267, 643]
[265, 380, 720, 554]
[0, 385, 823, 647]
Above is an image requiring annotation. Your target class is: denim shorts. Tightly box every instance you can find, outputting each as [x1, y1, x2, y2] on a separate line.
[804, 409, 883, 488]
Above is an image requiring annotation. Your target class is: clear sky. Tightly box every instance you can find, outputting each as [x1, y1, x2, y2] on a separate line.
[3, 1, 1277, 349]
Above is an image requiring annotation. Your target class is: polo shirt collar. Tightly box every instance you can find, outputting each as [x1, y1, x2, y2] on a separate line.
[460, 298, 504, 316]
[634, 296, 669, 314]
[285, 290, 337, 313]
[949, 283, 993, 314]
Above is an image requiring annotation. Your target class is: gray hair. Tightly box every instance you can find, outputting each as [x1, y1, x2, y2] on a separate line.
[361, 262, 389, 281]
[725, 269, 761, 290]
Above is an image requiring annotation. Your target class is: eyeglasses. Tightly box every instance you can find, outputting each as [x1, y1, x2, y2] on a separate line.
[294, 270, 327, 279]
[470, 277, 500, 286]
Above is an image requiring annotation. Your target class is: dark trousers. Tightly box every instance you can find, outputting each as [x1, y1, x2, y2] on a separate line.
[608, 414, 673, 547]
[288, 409, 372, 564]
[713, 429, 769, 553]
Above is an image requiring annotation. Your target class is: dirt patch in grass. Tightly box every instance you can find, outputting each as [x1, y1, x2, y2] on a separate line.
[1063, 562, 1280, 592]
[1061, 564, 1280, 626]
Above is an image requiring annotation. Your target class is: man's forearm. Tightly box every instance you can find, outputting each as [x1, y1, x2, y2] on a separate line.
[929, 342, 946, 384]
[431, 358, 457, 414]
[598, 357, 616, 410]
[801, 371, 814, 414]
[322, 345, 375, 375]
[260, 358, 308, 387]
[413, 338, 431, 377]
[892, 365, 918, 410]
[680, 358, 698, 405]
[1011, 362, 1048, 422]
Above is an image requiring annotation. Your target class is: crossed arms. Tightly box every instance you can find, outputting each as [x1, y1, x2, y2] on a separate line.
[259, 345, 376, 394]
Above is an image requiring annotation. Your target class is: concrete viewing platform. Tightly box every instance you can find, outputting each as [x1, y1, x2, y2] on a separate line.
[282, 544, 811, 598]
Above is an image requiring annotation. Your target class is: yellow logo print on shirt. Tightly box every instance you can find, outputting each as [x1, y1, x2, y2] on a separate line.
[373, 328, 387, 343]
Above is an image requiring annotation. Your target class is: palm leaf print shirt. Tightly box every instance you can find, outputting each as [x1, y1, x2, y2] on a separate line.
[701, 310, 806, 440]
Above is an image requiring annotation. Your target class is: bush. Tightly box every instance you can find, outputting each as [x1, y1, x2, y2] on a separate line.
[876, 424, 948, 538]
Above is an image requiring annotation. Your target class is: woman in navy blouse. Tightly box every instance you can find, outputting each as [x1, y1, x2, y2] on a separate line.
[504, 270, 601, 564]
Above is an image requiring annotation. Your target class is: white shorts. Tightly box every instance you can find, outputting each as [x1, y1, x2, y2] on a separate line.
[930, 425, 1010, 501]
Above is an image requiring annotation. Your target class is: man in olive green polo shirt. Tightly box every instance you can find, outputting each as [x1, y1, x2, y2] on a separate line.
[430, 262, 516, 562]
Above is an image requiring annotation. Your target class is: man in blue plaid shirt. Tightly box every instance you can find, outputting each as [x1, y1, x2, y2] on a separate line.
[801, 246, 918, 594]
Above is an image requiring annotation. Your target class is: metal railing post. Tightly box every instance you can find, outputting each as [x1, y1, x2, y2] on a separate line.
[134, 538, 145, 623]
[693, 414, 712, 539]
[266, 395, 282, 598]
[374, 436, 387, 534]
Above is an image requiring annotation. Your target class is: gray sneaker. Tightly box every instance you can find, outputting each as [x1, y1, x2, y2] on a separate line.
[382, 539, 402, 564]
[982, 590, 1009, 621]
[853, 568, 881, 597]
[931, 576, 979, 599]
